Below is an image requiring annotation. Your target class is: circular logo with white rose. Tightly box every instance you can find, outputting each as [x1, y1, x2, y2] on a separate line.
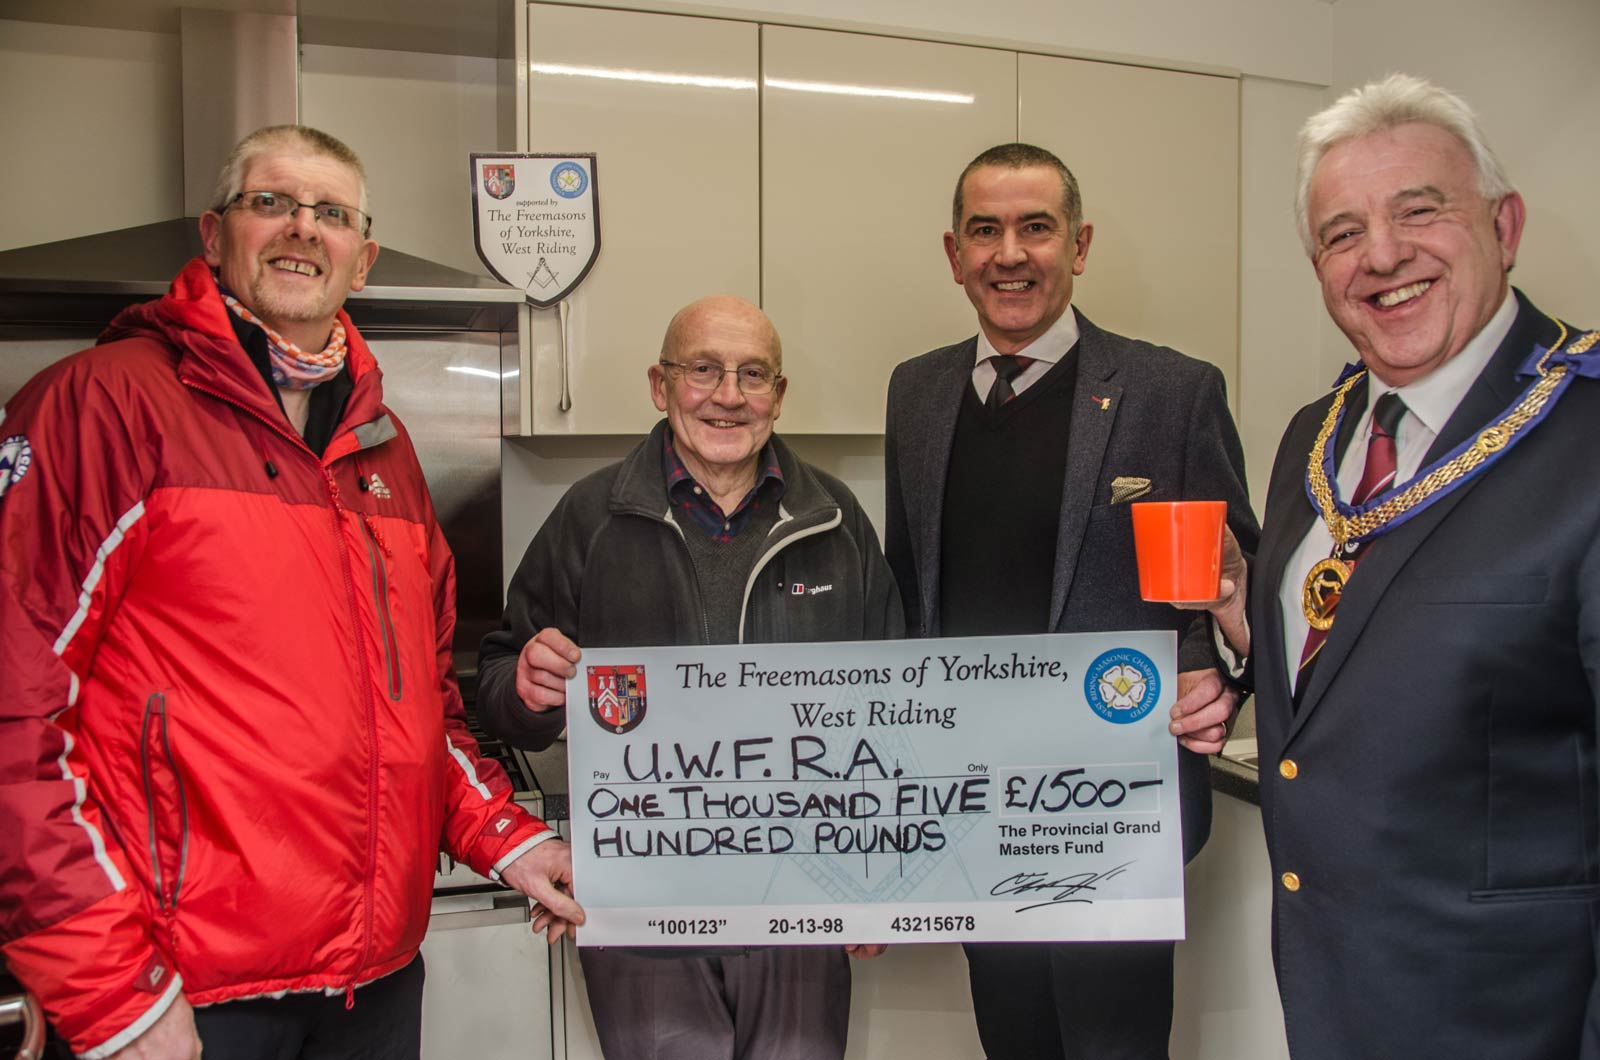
[1084, 648, 1160, 724]
[550, 162, 588, 199]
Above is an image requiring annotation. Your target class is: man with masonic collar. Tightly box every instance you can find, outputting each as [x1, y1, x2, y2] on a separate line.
[1204, 74, 1600, 1057]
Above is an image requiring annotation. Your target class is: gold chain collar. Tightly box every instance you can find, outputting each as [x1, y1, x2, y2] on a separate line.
[1307, 321, 1599, 548]
[1299, 321, 1596, 631]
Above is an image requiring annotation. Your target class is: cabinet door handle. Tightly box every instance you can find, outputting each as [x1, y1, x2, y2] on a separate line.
[558, 299, 573, 412]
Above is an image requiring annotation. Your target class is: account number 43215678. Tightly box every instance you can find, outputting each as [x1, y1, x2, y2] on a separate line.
[890, 915, 976, 933]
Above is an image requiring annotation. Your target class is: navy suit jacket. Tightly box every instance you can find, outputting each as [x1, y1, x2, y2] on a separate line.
[1252, 290, 1600, 1058]
[884, 308, 1258, 861]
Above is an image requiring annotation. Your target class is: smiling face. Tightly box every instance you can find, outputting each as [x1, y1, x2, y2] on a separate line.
[648, 296, 786, 486]
[944, 164, 1092, 355]
[199, 147, 379, 351]
[1307, 122, 1524, 387]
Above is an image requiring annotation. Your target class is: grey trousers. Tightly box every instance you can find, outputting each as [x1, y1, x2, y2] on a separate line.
[579, 947, 851, 1060]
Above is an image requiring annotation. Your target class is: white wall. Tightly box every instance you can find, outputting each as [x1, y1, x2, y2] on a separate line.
[1236, 76, 1335, 512]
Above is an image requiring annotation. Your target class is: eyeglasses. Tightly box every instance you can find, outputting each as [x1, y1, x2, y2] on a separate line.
[658, 359, 782, 396]
[223, 191, 373, 236]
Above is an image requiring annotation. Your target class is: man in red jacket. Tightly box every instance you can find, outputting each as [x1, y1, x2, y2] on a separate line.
[0, 126, 582, 1060]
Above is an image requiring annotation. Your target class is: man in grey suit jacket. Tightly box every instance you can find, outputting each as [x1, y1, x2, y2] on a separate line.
[1213, 74, 1600, 1058]
[884, 142, 1258, 1060]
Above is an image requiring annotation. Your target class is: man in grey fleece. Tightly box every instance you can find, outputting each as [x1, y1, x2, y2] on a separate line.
[478, 294, 901, 1060]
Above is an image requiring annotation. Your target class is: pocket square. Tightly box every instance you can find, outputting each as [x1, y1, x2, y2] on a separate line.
[1110, 476, 1152, 504]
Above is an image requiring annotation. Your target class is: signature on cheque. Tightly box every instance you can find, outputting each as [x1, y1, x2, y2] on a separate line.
[989, 863, 1134, 912]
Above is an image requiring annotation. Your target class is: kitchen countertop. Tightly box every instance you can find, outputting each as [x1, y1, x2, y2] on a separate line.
[1211, 745, 1260, 805]
[1211, 695, 1262, 805]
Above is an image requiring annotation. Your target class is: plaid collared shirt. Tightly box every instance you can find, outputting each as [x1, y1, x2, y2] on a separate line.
[663, 429, 785, 544]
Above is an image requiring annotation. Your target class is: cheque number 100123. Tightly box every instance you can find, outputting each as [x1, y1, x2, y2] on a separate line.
[647, 918, 727, 936]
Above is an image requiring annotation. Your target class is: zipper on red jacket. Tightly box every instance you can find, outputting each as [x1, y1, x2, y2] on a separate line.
[359, 516, 404, 701]
[323, 468, 384, 991]
[139, 692, 190, 910]
[180, 377, 384, 989]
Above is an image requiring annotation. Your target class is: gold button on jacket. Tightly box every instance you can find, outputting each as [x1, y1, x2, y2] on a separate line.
[1281, 872, 1301, 892]
[1279, 759, 1299, 779]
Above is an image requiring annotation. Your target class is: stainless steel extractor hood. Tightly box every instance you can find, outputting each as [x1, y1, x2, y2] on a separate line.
[0, 8, 520, 332]
[0, 219, 522, 331]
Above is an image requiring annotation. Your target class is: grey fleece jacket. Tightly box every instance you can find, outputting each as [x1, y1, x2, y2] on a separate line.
[478, 421, 904, 752]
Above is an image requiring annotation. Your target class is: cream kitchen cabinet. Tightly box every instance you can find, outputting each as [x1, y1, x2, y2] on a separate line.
[759, 26, 1016, 433]
[523, 4, 760, 435]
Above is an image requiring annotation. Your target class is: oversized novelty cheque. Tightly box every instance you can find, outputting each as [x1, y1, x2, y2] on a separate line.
[566, 632, 1184, 946]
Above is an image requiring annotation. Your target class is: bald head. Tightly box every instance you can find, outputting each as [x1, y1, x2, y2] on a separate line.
[660, 294, 782, 372]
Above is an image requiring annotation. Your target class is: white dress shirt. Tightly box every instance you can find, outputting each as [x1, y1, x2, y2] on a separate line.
[1276, 290, 1518, 672]
[970, 308, 1081, 402]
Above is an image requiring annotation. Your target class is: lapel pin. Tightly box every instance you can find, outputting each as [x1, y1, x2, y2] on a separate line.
[1089, 394, 1111, 411]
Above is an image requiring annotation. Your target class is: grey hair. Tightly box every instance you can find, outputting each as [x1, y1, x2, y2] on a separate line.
[210, 125, 370, 219]
[1295, 73, 1511, 255]
[952, 142, 1083, 242]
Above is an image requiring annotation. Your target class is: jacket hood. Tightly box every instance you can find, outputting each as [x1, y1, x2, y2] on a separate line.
[98, 257, 386, 436]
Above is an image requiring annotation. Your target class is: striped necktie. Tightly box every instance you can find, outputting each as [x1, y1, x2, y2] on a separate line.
[985, 355, 1032, 412]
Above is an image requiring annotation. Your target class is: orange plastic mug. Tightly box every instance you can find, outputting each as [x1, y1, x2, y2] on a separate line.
[1130, 500, 1227, 603]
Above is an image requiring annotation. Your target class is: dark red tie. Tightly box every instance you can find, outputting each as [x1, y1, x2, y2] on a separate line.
[1294, 392, 1406, 701]
[985, 355, 1033, 411]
